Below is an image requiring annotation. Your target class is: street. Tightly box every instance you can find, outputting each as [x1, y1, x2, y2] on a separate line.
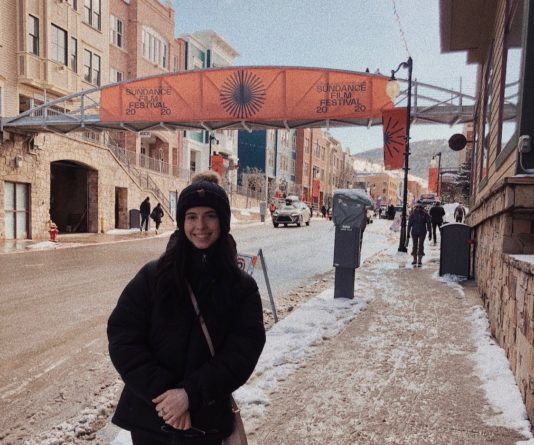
[0, 217, 375, 444]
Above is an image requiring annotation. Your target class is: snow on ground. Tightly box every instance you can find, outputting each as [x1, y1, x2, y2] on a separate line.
[108, 220, 533, 445]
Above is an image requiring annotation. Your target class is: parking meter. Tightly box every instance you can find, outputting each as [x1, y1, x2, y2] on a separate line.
[259, 201, 267, 223]
[332, 189, 372, 299]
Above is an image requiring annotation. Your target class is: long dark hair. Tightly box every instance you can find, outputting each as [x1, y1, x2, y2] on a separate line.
[156, 228, 241, 302]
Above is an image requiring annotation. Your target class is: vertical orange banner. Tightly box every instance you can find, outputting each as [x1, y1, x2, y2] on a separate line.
[211, 154, 224, 177]
[312, 179, 320, 198]
[428, 167, 439, 193]
[382, 108, 407, 170]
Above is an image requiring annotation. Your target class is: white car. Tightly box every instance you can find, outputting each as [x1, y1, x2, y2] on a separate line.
[272, 201, 311, 228]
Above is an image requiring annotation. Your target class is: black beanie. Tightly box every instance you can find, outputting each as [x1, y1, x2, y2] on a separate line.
[176, 180, 231, 233]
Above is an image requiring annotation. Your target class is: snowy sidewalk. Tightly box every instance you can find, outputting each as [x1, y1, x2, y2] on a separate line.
[239, 244, 534, 445]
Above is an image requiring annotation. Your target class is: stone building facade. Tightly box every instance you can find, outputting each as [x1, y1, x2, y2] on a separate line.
[0, 0, 259, 241]
[440, 0, 534, 425]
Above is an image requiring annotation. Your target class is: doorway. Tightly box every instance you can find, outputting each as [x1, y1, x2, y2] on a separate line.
[115, 187, 128, 229]
[4, 181, 30, 239]
[50, 161, 98, 233]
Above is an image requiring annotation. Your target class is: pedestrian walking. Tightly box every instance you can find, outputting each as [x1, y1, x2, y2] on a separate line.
[407, 203, 431, 266]
[429, 201, 446, 244]
[320, 205, 327, 218]
[107, 171, 266, 445]
[139, 197, 151, 232]
[269, 201, 276, 216]
[150, 202, 164, 234]
[454, 203, 466, 223]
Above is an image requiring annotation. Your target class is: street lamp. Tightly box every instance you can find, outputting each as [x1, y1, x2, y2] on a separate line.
[432, 152, 442, 197]
[208, 133, 219, 169]
[387, 57, 413, 253]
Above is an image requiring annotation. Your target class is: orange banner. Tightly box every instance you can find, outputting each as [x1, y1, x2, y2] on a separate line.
[382, 107, 407, 170]
[211, 154, 224, 177]
[100, 67, 392, 124]
[428, 167, 439, 193]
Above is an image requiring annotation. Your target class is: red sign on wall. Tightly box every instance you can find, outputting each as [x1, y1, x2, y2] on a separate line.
[211, 154, 224, 177]
[312, 179, 321, 198]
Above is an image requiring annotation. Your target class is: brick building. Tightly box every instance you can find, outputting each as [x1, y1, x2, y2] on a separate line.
[440, 0, 534, 425]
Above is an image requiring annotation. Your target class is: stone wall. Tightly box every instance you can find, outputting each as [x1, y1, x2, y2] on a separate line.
[469, 178, 534, 427]
[1, 134, 261, 240]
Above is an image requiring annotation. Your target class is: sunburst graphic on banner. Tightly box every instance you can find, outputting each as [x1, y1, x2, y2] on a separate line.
[220, 70, 266, 119]
[383, 116, 405, 159]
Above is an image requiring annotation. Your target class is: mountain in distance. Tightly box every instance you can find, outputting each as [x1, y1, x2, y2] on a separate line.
[353, 139, 461, 181]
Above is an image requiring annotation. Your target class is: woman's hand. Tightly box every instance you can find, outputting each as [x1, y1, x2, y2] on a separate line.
[152, 388, 190, 427]
[167, 411, 192, 430]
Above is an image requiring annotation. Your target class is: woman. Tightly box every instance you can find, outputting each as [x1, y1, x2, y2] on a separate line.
[108, 173, 266, 445]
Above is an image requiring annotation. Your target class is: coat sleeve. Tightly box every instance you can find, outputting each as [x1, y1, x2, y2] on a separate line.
[181, 274, 266, 410]
[107, 262, 176, 404]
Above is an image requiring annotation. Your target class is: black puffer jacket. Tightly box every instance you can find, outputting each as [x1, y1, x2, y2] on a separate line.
[107, 251, 265, 438]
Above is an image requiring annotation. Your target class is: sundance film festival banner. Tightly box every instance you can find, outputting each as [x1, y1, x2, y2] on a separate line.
[382, 107, 407, 170]
[100, 67, 393, 124]
[428, 167, 439, 193]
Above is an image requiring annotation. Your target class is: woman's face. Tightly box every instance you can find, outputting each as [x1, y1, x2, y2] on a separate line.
[184, 206, 221, 249]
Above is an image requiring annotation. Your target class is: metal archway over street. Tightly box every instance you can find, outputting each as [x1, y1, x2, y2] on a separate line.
[100, 67, 393, 131]
[1, 66, 485, 135]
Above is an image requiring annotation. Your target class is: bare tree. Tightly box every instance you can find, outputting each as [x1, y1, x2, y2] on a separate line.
[335, 164, 358, 189]
[240, 167, 265, 206]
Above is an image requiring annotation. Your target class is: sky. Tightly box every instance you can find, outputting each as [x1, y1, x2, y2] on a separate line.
[173, 0, 478, 154]
[109, 212, 534, 445]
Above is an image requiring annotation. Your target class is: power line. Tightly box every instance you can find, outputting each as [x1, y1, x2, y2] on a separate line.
[391, 0, 411, 59]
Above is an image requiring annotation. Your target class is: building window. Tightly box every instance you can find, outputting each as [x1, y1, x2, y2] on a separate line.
[67, 0, 78, 10]
[28, 15, 39, 56]
[480, 46, 494, 181]
[500, 2, 524, 154]
[110, 68, 123, 83]
[83, 49, 101, 85]
[84, 0, 101, 30]
[50, 24, 67, 65]
[110, 15, 123, 48]
[70, 37, 77, 72]
[142, 26, 168, 69]
[314, 141, 320, 158]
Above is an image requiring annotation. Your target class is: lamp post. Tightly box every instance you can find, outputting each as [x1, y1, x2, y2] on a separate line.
[386, 57, 413, 253]
[432, 152, 442, 197]
[208, 133, 218, 169]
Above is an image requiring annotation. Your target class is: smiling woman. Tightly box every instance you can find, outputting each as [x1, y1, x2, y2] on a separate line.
[107, 171, 266, 445]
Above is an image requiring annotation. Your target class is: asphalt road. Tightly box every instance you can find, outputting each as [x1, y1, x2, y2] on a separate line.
[0, 218, 345, 443]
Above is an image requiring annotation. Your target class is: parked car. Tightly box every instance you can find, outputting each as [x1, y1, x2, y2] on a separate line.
[272, 201, 311, 227]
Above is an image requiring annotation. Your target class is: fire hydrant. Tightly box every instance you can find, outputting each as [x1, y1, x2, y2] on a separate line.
[48, 220, 58, 242]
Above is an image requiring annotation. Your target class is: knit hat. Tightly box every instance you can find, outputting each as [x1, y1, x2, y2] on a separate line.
[176, 174, 231, 233]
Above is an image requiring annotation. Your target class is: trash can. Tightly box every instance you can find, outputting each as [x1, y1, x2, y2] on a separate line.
[439, 223, 471, 277]
[129, 209, 140, 229]
[332, 189, 372, 299]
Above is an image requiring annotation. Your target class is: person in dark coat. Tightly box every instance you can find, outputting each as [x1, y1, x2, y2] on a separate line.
[429, 201, 446, 245]
[387, 204, 396, 220]
[108, 172, 266, 445]
[454, 203, 466, 223]
[407, 204, 431, 265]
[150, 202, 164, 234]
[140, 197, 151, 232]
[320, 205, 327, 218]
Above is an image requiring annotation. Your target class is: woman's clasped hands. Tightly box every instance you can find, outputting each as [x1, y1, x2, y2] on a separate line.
[152, 388, 191, 430]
